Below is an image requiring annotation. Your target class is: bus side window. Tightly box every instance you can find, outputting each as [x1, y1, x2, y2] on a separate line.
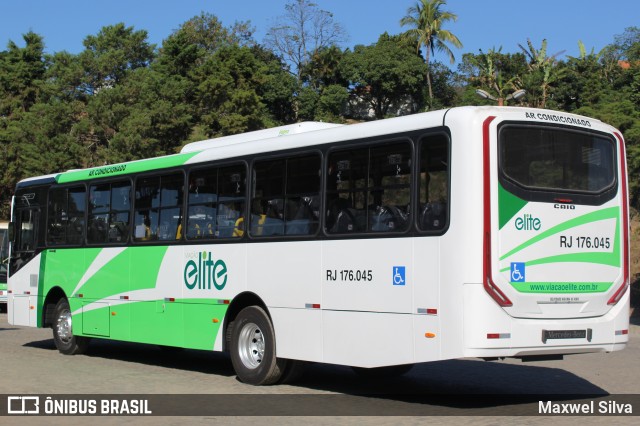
[419, 135, 449, 232]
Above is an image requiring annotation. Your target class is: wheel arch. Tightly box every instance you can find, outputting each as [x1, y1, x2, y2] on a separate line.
[42, 286, 67, 328]
[222, 291, 269, 352]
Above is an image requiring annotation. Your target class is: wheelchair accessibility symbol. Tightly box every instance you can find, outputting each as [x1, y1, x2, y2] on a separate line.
[510, 262, 526, 283]
[393, 266, 406, 286]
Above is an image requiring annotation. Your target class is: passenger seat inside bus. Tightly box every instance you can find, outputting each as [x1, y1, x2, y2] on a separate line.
[420, 202, 446, 230]
[327, 198, 355, 233]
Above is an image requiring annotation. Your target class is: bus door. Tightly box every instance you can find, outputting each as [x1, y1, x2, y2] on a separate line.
[485, 116, 628, 320]
[8, 190, 43, 326]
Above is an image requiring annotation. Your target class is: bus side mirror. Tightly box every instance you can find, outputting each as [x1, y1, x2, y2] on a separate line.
[8, 222, 15, 243]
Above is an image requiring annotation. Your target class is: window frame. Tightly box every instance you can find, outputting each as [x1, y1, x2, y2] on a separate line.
[184, 161, 248, 242]
[414, 131, 452, 235]
[249, 151, 323, 239]
[86, 178, 133, 246]
[46, 184, 87, 247]
[498, 122, 618, 206]
[132, 170, 186, 244]
[323, 137, 414, 237]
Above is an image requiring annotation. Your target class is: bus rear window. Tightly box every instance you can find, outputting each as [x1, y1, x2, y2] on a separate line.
[499, 125, 616, 203]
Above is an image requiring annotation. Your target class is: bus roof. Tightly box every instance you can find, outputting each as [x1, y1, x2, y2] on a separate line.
[15, 106, 612, 188]
[180, 122, 344, 153]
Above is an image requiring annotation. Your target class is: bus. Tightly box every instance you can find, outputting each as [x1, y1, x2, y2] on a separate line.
[0, 222, 8, 311]
[7, 106, 630, 385]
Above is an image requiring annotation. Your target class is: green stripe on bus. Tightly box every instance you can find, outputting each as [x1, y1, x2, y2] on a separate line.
[73, 246, 169, 300]
[509, 281, 613, 293]
[55, 152, 199, 184]
[499, 206, 619, 261]
[500, 250, 621, 273]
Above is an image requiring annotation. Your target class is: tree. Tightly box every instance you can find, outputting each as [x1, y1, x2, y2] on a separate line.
[341, 34, 426, 119]
[400, 0, 462, 107]
[86, 67, 193, 164]
[250, 45, 298, 125]
[195, 45, 274, 136]
[265, 0, 347, 84]
[156, 12, 254, 78]
[0, 32, 46, 115]
[456, 49, 527, 106]
[611, 27, 640, 62]
[518, 38, 565, 108]
[554, 41, 610, 112]
[79, 23, 155, 94]
[0, 32, 48, 217]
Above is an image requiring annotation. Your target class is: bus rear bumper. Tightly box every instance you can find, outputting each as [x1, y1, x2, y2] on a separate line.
[462, 284, 630, 358]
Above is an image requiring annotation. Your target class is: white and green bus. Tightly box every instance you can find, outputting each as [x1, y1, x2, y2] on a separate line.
[7, 106, 630, 385]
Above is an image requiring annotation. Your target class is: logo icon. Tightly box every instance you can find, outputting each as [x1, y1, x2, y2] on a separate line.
[510, 262, 526, 283]
[7, 396, 40, 414]
[514, 214, 541, 231]
[393, 266, 405, 286]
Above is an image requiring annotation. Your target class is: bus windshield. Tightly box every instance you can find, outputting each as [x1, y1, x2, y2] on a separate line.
[499, 125, 616, 201]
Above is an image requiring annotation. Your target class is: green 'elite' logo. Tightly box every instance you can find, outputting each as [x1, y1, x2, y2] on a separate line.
[183, 251, 228, 290]
[514, 213, 541, 231]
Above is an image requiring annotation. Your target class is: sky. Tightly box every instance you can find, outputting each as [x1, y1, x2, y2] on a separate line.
[1, 0, 639, 69]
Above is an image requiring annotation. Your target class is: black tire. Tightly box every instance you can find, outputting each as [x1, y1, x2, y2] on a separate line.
[52, 298, 90, 355]
[352, 364, 414, 379]
[229, 306, 287, 385]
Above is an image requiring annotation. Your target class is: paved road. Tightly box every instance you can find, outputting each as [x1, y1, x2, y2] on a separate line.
[0, 312, 638, 424]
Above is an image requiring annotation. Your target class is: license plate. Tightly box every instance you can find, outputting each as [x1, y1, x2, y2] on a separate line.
[542, 329, 591, 343]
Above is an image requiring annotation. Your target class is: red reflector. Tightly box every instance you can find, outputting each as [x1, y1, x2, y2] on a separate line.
[120, 295, 129, 300]
[554, 198, 573, 203]
[164, 298, 175, 302]
[487, 333, 511, 339]
[305, 303, 321, 309]
[7, 290, 12, 294]
[426, 308, 438, 315]
[615, 329, 629, 336]
[217, 299, 231, 305]
[78, 294, 84, 298]
[24, 291, 31, 295]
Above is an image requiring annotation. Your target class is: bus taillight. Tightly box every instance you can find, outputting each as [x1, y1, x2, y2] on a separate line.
[608, 133, 630, 306]
[483, 116, 512, 308]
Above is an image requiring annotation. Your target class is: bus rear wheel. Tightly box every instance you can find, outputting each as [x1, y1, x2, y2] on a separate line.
[230, 306, 287, 385]
[52, 298, 90, 355]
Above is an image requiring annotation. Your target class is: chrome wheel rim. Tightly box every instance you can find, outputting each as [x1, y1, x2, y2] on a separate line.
[56, 309, 73, 344]
[238, 322, 265, 369]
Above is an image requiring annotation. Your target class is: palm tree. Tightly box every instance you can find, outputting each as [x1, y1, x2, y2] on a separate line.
[400, 0, 462, 107]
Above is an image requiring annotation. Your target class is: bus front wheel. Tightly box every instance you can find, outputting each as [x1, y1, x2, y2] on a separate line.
[230, 306, 286, 385]
[52, 298, 90, 355]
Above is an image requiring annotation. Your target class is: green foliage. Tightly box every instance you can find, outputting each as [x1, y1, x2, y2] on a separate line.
[87, 67, 193, 163]
[196, 45, 272, 136]
[518, 39, 566, 108]
[341, 33, 426, 119]
[400, 0, 462, 105]
[79, 23, 155, 93]
[1, 8, 640, 218]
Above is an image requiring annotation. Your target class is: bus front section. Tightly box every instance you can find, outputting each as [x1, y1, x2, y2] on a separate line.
[467, 109, 629, 360]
